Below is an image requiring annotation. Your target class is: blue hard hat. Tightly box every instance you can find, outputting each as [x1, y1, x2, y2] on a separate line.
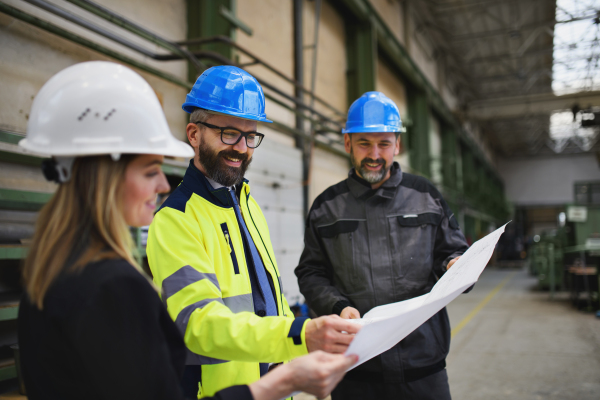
[343, 91, 402, 134]
[182, 65, 272, 123]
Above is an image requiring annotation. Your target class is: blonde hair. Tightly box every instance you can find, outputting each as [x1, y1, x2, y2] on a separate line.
[23, 155, 139, 309]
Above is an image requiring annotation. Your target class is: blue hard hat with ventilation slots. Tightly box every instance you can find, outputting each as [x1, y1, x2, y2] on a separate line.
[343, 91, 402, 134]
[182, 65, 272, 123]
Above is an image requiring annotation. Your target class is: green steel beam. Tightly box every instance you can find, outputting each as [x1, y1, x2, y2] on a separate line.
[345, 18, 377, 105]
[0, 365, 16, 382]
[0, 188, 53, 211]
[407, 89, 430, 178]
[0, 150, 43, 166]
[441, 126, 458, 190]
[0, 245, 28, 260]
[338, 0, 452, 122]
[0, 129, 45, 165]
[0, 304, 19, 321]
[219, 5, 252, 36]
[0, 130, 24, 145]
[455, 138, 464, 193]
[187, 0, 234, 81]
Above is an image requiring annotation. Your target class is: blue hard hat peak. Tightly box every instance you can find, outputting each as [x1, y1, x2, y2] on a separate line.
[343, 91, 402, 134]
[182, 65, 272, 123]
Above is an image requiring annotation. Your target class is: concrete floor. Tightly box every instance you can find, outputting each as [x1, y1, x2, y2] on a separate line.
[447, 267, 600, 400]
[296, 267, 600, 400]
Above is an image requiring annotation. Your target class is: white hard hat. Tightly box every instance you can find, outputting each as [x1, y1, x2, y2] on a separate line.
[20, 61, 194, 162]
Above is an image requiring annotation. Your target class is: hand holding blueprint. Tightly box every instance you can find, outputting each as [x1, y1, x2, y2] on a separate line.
[344, 223, 509, 369]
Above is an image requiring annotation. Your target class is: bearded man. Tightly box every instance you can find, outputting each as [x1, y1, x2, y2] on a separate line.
[147, 66, 358, 399]
[295, 92, 469, 400]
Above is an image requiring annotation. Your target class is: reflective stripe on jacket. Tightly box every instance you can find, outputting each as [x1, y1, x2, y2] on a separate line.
[147, 161, 308, 398]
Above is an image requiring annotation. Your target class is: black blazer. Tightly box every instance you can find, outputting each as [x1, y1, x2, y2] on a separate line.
[18, 258, 251, 400]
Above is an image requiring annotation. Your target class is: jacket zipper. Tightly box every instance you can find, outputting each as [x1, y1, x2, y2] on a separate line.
[220, 223, 240, 274]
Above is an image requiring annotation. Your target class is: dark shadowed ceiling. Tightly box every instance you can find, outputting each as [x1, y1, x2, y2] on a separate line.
[415, 0, 600, 158]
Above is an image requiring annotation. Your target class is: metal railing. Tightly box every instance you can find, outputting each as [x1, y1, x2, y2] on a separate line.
[2, 0, 347, 146]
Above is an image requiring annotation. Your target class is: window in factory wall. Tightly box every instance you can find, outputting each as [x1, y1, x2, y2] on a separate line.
[549, 109, 599, 153]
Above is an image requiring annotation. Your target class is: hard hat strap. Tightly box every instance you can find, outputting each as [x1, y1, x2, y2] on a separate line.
[41, 157, 75, 184]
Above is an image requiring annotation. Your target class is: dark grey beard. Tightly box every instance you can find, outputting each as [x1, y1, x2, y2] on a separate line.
[197, 136, 252, 187]
[350, 150, 388, 184]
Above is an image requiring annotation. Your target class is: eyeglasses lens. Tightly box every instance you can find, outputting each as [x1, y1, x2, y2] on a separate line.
[221, 129, 240, 145]
[221, 129, 262, 148]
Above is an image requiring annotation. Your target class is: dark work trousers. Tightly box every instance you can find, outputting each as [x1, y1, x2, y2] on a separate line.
[331, 369, 451, 400]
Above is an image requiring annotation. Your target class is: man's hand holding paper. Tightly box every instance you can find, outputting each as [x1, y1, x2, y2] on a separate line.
[342, 224, 508, 369]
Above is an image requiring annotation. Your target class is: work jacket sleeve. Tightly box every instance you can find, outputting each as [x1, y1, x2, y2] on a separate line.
[295, 211, 352, 317]
[280, 289, 295, 318]
[73, 273, 186, 400]
[432, 198, 470, 279]
[148, 208, 309, 364]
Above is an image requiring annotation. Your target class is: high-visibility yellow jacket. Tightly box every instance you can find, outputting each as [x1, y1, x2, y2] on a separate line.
[147, 162, 309, 398]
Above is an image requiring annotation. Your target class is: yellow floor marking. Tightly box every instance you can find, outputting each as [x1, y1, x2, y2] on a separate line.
[451, 271, 518, 339]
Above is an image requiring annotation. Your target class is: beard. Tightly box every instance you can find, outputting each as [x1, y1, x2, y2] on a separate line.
[197, 136, 252, 187]
[350, 147, 389, 184]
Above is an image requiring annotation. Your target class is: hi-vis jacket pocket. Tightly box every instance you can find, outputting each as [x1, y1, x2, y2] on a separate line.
[220, 222, 239, 274]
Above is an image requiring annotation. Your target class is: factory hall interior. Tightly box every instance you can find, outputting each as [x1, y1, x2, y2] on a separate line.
[1, 0, 600, 399]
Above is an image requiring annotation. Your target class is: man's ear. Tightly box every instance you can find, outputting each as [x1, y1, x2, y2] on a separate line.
[344, 133, 352, 154]
[394, 135, 401, 156]
[186, 123, 200, 147]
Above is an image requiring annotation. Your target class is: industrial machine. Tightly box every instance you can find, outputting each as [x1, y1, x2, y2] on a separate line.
[563, 200, 600, 311]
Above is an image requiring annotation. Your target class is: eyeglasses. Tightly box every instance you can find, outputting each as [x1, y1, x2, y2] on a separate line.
[194, 121, 264, 149]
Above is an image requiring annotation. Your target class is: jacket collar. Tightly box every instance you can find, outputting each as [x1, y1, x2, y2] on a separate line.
[347, 161, 403, 199]
[181, 160, 249, 208]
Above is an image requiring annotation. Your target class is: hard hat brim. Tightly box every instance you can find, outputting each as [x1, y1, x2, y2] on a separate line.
[342, 125, 402, 134]
[182, 102, 273, 124]
[19, 137, 194, 159]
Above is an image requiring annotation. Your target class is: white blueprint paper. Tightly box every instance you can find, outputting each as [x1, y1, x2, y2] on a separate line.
[344, 223, 509, 369]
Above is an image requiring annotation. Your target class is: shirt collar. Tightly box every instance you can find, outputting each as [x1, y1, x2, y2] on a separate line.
[182, 160, 248, 207]
[205, 175, 233, 191]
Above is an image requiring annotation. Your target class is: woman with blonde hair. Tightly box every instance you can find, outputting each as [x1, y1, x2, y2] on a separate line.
[18, 61, 356, 400]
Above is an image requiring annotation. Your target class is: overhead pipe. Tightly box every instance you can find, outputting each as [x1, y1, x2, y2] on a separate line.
[178, 36, 346, 119]
[22, 0, 206, 74]
[17, 1, 340, 131]
[308, 0, 322, 111]
[59, 1, 346, 126]
[24, 0, 344, 131]
[304, 0, 324, 219]
[63, 0, 205, 72]
[293, 0, 310, 218]
[0, 1, 349, 156]
[0, 2, 191, 89]
[184, 49, 344, 133]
